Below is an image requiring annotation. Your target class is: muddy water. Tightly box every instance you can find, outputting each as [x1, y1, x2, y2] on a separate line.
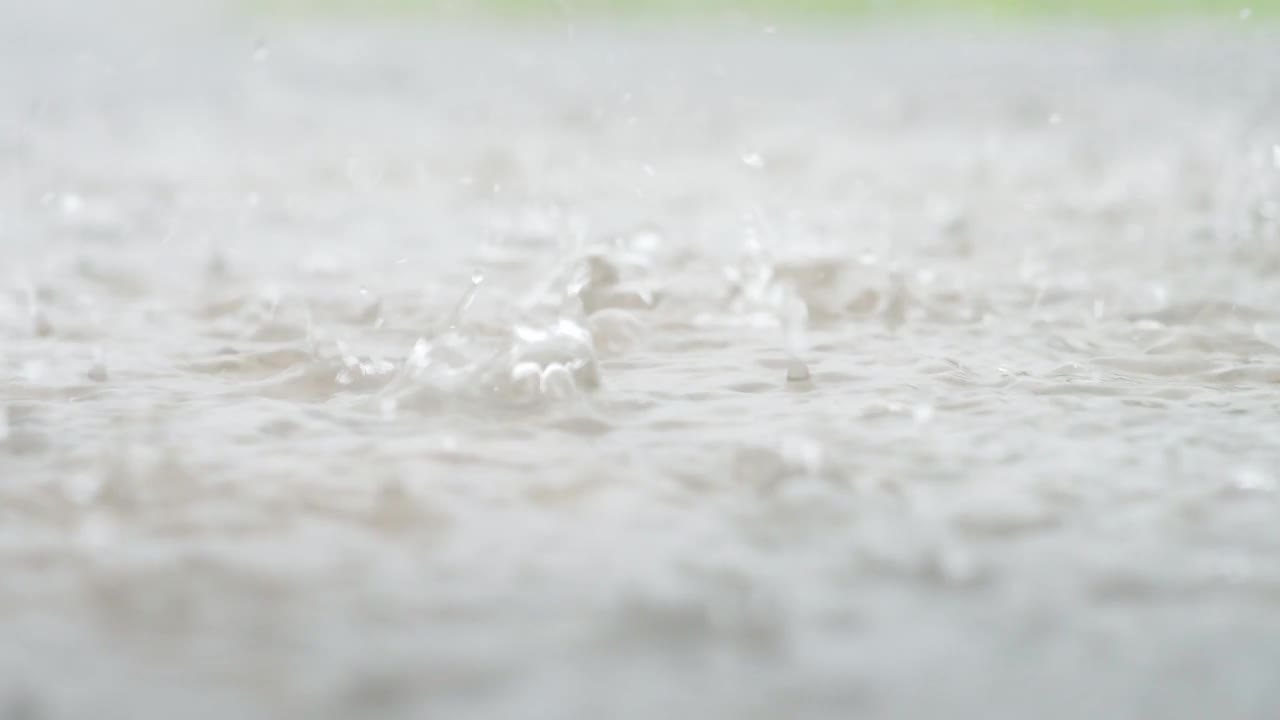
[3, 2, 1280, 718]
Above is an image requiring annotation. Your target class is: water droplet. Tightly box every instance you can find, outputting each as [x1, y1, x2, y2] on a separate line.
[253, 41, 270, 62]
[741, 152, 765, 169]
[447, 271, 485, 329]
[1048, 113, 1062, 126]
[410, 338, 431, 369]
[510, 362, 542, 397]
[1272, 144, 1280, 169]
[1239, 7, 1253, 19]
[539, 363, 576, 398]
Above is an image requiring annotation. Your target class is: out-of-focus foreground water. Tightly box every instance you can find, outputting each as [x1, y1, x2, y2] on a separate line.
[2, 1, 1280, 718]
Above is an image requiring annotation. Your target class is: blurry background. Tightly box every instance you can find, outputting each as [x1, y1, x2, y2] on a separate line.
[259, 0, 1278, 19]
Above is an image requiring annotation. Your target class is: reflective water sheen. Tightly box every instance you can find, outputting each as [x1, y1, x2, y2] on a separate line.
[3, 3, 1280, 719]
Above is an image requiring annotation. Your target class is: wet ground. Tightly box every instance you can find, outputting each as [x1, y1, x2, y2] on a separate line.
[3, 2, 1280, 718]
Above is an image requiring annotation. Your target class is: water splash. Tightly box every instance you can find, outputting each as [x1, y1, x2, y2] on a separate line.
[447, 269, 485, 330]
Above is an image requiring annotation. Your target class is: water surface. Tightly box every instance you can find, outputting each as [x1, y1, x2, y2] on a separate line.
[3, 3, 1280, 718]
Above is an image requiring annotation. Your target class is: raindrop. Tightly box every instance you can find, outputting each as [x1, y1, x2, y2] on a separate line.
[447, 270, 485, 329]
[1272, 144, 1279, 169]
[1239, 7, 1253, 19]
[741, 152, 765, 169]
[252, 40, 270, 63]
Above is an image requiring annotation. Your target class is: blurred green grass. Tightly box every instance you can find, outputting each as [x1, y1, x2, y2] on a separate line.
[262, 0, 1278, 21]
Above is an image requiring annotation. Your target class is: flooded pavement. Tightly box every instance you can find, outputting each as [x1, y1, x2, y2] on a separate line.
[3, 2, 1280, 718]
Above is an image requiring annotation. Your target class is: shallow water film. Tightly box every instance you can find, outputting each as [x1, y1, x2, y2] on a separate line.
[3, 2, 1280, 718]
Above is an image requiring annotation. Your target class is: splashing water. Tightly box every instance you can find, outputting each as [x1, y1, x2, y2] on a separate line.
[446, 269, 486, 330]
[3, 10, 1280, 720]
